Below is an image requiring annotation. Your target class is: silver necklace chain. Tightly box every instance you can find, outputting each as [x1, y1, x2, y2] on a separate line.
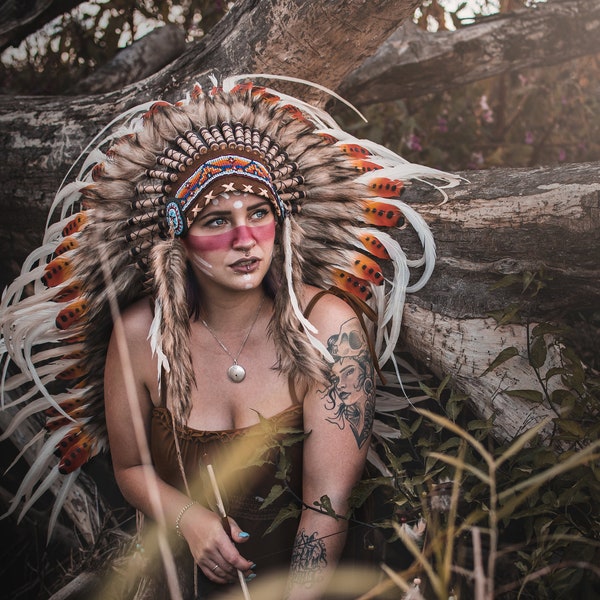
[199, 296, 266, 383]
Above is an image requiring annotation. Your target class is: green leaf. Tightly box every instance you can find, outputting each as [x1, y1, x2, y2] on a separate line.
[314, 495, 338, 519]
[505, 389, 544, 403]
[556, 419, 585, 438]
[260, 484, 285, 510]
[263, 503, 302, 536]
[529, 334, 547, 369]
[488, 304, 522, 326]
[481, 346, 519, 376]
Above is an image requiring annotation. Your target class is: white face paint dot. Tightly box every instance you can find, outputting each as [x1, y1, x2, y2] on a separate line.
[233, 199, 243, 209]
[211, 198, 220, 206]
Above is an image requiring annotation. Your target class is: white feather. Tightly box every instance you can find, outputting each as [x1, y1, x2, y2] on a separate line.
[47, 471, 78, 542]
[282, 220, 333, 362]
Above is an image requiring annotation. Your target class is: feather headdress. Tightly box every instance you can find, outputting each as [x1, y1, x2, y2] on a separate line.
[0, 74, 461, 530]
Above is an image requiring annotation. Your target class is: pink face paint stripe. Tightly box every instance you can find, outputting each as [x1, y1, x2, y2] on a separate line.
[184, 221, 275, 252]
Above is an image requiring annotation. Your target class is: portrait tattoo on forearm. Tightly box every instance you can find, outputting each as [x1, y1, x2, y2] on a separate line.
[320, 317, 375, 448]
[290, 528, 328, 587]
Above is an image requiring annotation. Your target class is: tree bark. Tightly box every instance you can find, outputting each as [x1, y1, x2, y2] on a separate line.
[341, 0, 600, 105]
[407, 161, 600, 319]
[72, 24, 187, 95]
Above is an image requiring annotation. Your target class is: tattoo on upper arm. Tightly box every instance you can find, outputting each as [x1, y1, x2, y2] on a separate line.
[320, 317, 375, 449]
[290, 528, 327, 587]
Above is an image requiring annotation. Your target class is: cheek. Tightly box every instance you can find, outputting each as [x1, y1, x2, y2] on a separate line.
[253, 220, 276, 245]
[185, 222, 276, 252]
[184, 230, 235, 253]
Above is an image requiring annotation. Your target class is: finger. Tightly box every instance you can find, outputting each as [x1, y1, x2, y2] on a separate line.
[203, 561, 234, 584]
[219, 543, 254, 573]
[229, 518, 251, 544]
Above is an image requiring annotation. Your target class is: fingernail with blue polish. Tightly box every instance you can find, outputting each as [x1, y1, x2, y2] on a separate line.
[238, 531, 250, 539]
[250, 563, 256, 569]
[245, 573, 256, 582]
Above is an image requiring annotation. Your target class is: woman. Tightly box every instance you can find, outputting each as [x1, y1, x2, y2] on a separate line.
[0, 75, 460, 598]
[105, 189, 375, 598]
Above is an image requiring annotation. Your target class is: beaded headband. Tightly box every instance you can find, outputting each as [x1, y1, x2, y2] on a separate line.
[165, 149, 285, 236]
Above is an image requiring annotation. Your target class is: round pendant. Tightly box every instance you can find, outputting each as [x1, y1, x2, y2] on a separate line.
[227, 363, 246, 383]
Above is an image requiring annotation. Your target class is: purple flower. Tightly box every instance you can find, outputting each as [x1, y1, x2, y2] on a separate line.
[467, 151, 484, 169]
[480, 95, 494, 123]
[525, 131, 534, 145]
[407, 134, 422, 152]
[436, 117, 448, 133]
[558, 148, 567, 162]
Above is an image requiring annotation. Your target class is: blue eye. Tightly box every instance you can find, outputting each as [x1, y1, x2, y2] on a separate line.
[205, 217, 227, 227]
[251, 207, 271, 220]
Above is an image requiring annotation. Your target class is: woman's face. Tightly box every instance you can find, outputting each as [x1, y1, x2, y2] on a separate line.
[331, 357, 363, 400]
[183, 192, 276, 294]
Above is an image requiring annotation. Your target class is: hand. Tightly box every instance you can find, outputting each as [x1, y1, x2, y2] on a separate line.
[178, 503, 254, 584]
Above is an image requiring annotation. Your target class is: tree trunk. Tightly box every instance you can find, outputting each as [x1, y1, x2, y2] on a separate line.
[342, 0, 600, 104]
[72, 24, 187, 95]
[400, 162, 600, 441]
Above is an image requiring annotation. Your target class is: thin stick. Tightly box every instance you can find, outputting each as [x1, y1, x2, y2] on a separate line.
[206, 463, 252, 600]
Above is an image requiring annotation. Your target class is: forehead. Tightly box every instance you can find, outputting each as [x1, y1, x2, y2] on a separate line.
[201, 191, 271, 212]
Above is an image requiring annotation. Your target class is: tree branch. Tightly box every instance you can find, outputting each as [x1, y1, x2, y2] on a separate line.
[341, 0, 600, 105]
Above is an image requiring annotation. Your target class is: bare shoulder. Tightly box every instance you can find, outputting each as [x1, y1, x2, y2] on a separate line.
[106, 297, 155, 367]
[114, 297, 155, 343]
[303, 285, 359, 333]
[105, 296, 157, 398]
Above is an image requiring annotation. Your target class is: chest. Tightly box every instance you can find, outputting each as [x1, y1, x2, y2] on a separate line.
[184, 324, 295, 431]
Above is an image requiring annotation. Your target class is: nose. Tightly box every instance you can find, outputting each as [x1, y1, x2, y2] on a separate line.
[232, 225, 256, 251]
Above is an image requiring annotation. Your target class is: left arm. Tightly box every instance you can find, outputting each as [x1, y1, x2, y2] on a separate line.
[286, 294, 375, 599]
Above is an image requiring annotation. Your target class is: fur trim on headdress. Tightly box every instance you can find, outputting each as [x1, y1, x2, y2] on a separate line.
[0, 74, 463, 532]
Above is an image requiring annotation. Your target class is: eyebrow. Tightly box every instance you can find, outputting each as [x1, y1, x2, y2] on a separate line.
[197, 200, 271, 221]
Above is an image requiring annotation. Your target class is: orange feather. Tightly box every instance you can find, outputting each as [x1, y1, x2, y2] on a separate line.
[52, 282, 82, 303]
[62, 213, 87, 237]
[338, 143, 372, 158]
[331, 269, 372, 302]
[346, 252, 384, 285]
[362, 201, 405, 227]
[350, 158, 383, 175]
[230, 82, 254, 94]
[142, 101, 171, 120]
[44, 397, 85, 418]
[42, 256, 73, 288]
[45, 407, 87, 432]
[359, 232, 390, 259]
[367, 177, 404, 198]
[54, 236, 78, 256]
[56, 362, 86, 381]
[318, 132, 338, 145]
[55, 299, 87, 330]
[57, 430, 95, 473]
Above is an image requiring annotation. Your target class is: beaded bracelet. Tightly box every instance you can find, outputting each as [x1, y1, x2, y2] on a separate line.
[175, 500, 197, 538]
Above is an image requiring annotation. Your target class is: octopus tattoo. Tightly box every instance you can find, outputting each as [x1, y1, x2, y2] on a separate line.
[320, 317, 375, 449]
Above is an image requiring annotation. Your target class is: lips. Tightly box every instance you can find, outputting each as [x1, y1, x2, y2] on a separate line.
[230, 257, 261, 273]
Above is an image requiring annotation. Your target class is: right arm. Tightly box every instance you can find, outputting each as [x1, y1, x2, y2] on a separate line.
[103, 302, 253, 583]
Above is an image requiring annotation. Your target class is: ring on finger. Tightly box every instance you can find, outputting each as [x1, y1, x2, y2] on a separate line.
[212, 563, 220, 572]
